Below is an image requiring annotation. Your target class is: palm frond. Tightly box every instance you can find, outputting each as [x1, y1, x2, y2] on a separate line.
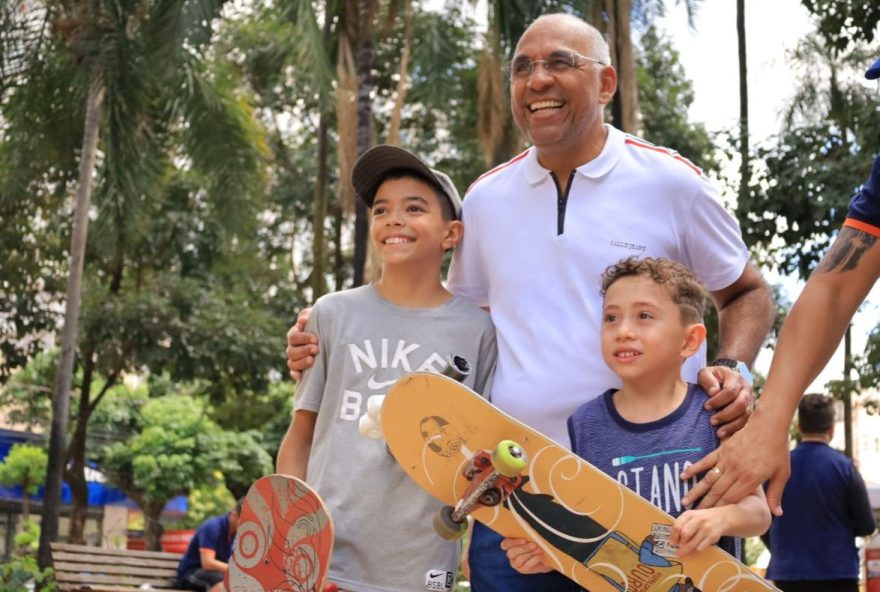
[177, 57, 268, 233]
[282, 0, 335, 97]
[0, 0, 53, 88]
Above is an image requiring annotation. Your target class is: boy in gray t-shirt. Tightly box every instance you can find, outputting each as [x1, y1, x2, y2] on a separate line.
[276, 145, 497, 592]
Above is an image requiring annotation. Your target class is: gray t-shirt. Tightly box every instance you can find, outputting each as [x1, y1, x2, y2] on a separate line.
[295, 284, 497, 592]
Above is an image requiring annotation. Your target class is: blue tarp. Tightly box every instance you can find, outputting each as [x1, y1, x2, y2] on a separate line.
[0, 428, 186, 512]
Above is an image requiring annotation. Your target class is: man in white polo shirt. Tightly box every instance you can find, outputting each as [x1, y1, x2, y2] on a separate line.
[287, 13, 774, 592]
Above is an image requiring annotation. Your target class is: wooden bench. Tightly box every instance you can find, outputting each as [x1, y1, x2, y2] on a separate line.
[49, 542, 188, 591]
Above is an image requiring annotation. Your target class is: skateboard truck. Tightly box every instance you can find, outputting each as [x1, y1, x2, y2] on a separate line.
[433, 440, 528, 540]
[441, 355, 470, 383]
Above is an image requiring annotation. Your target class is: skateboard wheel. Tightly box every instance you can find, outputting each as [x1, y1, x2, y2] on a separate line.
[433, 505, 466, 541]
[491, 440, 527, 477]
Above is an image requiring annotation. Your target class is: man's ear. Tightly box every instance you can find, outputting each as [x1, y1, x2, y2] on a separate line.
[442, 220, 464, 251]
[598, 65, 618, 105]
[681, 322, 707, 359]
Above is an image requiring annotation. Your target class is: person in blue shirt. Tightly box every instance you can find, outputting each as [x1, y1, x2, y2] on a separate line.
[765, 394, 876, 592]
[683, 53, 880, 520]
[175, 500, 242, 592]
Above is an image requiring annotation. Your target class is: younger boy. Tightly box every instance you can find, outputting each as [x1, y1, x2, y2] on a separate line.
[503, 257, 770, 577]
[276, 145, 497, 592]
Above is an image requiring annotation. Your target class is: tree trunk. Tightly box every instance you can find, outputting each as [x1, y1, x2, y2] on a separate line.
[737, 0, 750, 205]
[21, 479, 30, 522]
[386, 0, 412, 146]
[311, 113, 329, 300]
[351, 0, 377, 286]
[65, 351, 94, 545]
[605, 0, 638, 133]
[143, 501, 166, 551]
[39, 77, 104, 570]
[311, 3, 333, 301]
[333, 201, 345, 291]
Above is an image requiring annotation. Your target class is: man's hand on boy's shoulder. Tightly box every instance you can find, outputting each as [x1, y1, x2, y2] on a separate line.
[696, 365, 754, 439]
[287, 307, 318, 381]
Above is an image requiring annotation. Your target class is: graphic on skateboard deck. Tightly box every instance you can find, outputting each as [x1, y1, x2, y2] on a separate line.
[382, 372, 779, 592]
[225, 474, 336, 592]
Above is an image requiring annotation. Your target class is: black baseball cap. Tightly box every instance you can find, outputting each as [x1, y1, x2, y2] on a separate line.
[867, 55, 880, 80]
[351, 145, 462, 220]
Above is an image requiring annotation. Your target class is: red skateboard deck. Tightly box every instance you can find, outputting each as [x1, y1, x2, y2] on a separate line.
[225, 474, 335, 592]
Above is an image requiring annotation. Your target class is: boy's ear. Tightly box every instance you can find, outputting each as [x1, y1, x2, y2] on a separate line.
[442, 220, 464, 251]
[681, 323, 707, 359]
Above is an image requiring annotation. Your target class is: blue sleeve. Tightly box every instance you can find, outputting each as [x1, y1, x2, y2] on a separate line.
[846, 464, 877, 537]
[844, 153, 880, 236]
[195, 518, 223, 551]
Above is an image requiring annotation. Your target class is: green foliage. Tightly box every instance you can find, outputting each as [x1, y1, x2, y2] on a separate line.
[101, 394, 271, 511]
[0, 554, 55, 592]
[165, 471, 237, 530]
[801, 0, 880, 52]
[743, 536, 767, 567]
[102, 395, 221, 504]
[739, 126, 876, 278]
[736, 35, 879, 279]
[13, 519, 41, 552]
[855, 325, 880, 409]
[0, 515, 51, 589]
[382, 7, 487, 189]
[636, 26, 719, 174]
[182, 478, 237, 528]
[210, 380, 293, 460]
[0, 351, 58, 430]
[0, 445, 48, 496]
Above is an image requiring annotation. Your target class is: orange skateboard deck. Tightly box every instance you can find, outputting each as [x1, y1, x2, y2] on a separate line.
[225, 474, 336, 592]
[383, 372, 778, 592]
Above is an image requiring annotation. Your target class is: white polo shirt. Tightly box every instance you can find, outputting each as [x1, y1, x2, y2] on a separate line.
[447, 124, 750, 446]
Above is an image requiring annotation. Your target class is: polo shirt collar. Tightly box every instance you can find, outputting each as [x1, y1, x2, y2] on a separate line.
[522, 124, 623, 184]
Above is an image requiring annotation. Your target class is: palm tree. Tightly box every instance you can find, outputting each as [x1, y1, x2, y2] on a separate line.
[737, 0, 749, 207]
[2, 0, 265, 565]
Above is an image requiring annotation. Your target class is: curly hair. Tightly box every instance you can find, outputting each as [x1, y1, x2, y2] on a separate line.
[601, 257, 707, 324]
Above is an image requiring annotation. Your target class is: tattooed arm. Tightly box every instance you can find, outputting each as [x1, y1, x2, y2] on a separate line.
[680, 226, 880, 515]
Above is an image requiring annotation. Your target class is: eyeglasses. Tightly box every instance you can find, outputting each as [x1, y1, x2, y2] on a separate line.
[502, 51, 606, 80]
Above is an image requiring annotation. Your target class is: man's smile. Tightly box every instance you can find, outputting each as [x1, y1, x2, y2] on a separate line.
[528, 100, 564, 112]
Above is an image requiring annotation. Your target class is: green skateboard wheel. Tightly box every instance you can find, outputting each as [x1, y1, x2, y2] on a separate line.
[491, 440, 527, 477]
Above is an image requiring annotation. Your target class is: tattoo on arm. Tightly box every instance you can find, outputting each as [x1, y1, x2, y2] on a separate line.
[817, 227, 877, 273]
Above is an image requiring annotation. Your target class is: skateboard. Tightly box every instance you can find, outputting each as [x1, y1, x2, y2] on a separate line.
[382, 371, 779, 592]
[225, 474, 337, 592]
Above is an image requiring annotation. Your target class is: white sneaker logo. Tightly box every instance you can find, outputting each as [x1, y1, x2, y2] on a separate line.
[367, 375, 398, 390]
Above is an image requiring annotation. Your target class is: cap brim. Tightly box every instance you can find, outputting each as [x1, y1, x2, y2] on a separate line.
[867, 56, 880, 80]
[351, 145, 437, 208]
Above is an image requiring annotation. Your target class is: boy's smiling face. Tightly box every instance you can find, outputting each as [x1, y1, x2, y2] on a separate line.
[369, 176, 462, 268]
[600, 275, 704, 384]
